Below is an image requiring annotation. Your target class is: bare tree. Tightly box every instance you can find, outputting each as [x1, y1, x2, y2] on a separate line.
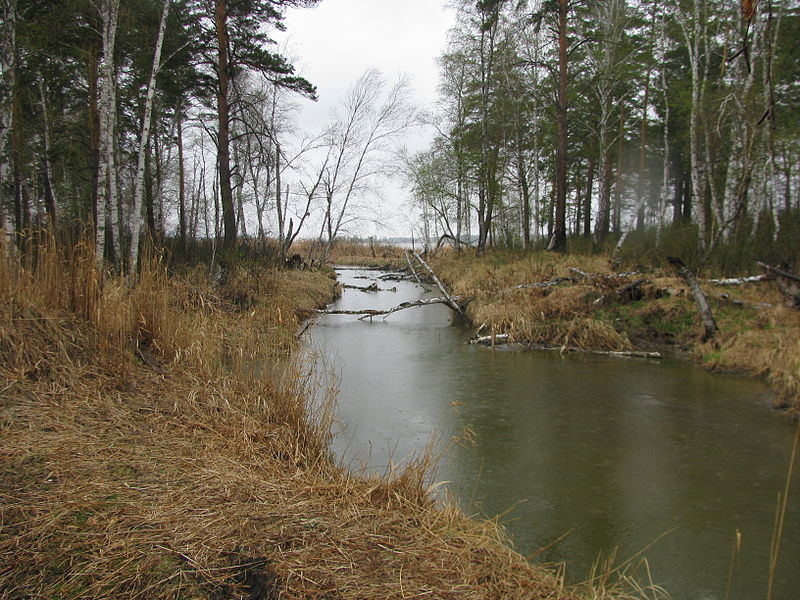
[316, 70, 417, 256]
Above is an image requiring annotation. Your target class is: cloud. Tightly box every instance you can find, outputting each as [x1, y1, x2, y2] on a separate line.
[274, 0, 455, 237]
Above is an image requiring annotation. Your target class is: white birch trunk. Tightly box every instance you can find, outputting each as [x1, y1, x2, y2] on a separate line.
[96, 0, 120, 269]
[128, 0, 170, 278]
[677, 0, 708, 249]
[37, 77, 58, 229]
[0, 0, 17, 251]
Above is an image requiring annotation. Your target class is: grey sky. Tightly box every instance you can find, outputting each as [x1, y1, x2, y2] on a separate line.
[277, 0, 455, 237]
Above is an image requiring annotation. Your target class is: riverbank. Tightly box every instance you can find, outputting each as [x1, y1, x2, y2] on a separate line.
[428, 249, 800, 416]
[0, 244, 624, 599]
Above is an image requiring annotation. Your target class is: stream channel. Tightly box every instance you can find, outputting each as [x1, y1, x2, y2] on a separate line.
[305, 267, 799, 600]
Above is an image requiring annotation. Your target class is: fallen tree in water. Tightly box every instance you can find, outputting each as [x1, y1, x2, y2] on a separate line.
[313, 294, 465, 321]
[469, 334, 662, 359]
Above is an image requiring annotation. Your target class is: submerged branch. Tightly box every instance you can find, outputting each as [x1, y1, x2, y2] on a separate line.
[310, 295, 465, 321]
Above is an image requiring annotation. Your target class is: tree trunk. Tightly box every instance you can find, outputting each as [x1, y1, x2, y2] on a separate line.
[583, 154, 595, 237]
[37, 78, 58, 231]
[0, 0, 16, 248]
[215, 0, 236, 250]
[128, 0, 169, 277]
[552, 0, 569, 253]
[95, 0, 121, 269]
[176, 110, 186, 248]
[667, 256, 717, 341]
[636, 63, 652, 231]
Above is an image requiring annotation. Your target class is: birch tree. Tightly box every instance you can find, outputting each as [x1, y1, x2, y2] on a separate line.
[128, 0, 170, 278]
[95, 0, 121, 269]
[0, 0, 17, 249]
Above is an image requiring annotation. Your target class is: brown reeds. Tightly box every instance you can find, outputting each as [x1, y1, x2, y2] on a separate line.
[2, 238, 622, 599]
[431, 248, 800, 413]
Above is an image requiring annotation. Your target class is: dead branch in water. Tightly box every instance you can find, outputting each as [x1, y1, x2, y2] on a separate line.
[468, 335, 662, 359]
[412, 252, 464, 317]
[341, 282, 397, 292]
[311, 295, 465, 321]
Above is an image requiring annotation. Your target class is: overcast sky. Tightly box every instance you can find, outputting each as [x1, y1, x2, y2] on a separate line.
[276, 0, 456, 237]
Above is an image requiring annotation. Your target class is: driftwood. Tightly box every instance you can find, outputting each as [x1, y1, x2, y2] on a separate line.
[295, 318, 316, 339]
[705, 274, 770, 286]
[530, 343, 662, 359]
[592, 278, 649, 305]
[667, 256, 718, 341]
[511, 276, 576, 290]
[312, 295, 464, 321]
[403, 250, 432, 291]
[378, 272, 414, 282]
[716, 293, 772, 310]
[469, 336, 661, 359]
[470, 333, 512, 346]
[412, 251, 465, 317]
[341, 282, 396, 292]
[334, 265, 387, 271]
[757, 261, 800, 307]
[569, 267, 642, 281]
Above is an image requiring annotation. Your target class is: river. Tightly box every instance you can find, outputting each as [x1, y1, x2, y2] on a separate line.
[306, 267, 799, 600]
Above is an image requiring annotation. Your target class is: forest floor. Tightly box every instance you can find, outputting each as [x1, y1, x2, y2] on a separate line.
[428, 249, 800, 417]
[0, 243, 651, 600]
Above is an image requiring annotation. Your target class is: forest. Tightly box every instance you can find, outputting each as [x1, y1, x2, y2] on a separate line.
[408, 0, 800, 271]
[1, 0, 799, 273]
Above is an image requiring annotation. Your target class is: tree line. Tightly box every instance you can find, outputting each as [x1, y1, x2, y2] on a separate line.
[406, 0, 800, 271]
[0, 0, 422, 275]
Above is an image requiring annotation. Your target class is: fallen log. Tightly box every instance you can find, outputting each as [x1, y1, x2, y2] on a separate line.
[511, 276, 575, 289]
[716, 293, 772, 310]
[341, 282, 396, 292]
[469, 336, 661, 359]
[528, 343, 662, 359]
[311, 295, 465, 321]
[469, 333, 512, 346]
[403, 250, 432, 291]
[378, 272, 414, 282]
[569, 267, 642, 280]
[592, 278, 649, 305]
[667, 256, 718, 341]
[412, 251, 464, 317]
[705, 274, 770, 286]
[757, 261, 800, 307]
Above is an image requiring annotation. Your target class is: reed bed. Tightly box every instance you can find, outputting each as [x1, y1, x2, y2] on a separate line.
[294, 239, 406, 269]
[3, 239, 650, 599]
[431, 248, 800, 414]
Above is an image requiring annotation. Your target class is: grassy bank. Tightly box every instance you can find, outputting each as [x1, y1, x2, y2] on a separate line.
[1, 241, 650, 599]
[428, 249, 800, 416]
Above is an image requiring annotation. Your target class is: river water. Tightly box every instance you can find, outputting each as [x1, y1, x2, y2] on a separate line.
[306, 268, 799, 600]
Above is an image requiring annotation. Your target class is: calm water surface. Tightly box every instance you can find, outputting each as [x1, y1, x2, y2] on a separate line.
[307, 268, 799, 600]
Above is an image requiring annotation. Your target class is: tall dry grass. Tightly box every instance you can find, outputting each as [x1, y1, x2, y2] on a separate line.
[430, 248, 800, 413]
[294, 238, 406, 268]
[432, 249, 633, 351]
[3, 237, 654, 599]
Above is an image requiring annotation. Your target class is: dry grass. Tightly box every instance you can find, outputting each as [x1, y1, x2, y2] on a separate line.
[1, 238, 633, 599]
[699, 305, 800, 414]
[294, 239, 406, 269]
[431, 248, 800, 413]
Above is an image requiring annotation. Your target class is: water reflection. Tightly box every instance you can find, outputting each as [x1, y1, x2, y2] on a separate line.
[307, 268, 799, 600]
